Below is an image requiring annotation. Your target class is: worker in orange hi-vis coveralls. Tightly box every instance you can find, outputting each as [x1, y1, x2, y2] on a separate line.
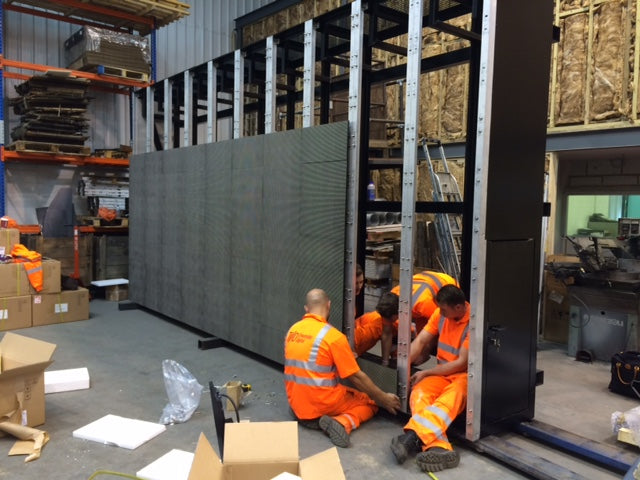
[390, 284, 469, 473]
[376, 271, 458, 366]
[284, 289, 401, 448]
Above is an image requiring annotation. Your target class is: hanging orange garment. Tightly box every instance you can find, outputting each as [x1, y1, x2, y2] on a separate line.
[11, 244, 43, 292]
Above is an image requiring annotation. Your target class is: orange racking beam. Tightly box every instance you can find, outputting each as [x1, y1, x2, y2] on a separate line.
[35, 0, 154, 29]
[2, 3, 135, 33]
[1, 58, 151, 88]
[2, 150, 130, 167]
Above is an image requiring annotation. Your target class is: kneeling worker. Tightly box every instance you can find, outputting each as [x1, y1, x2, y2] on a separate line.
[284, 289, 401, 447]
[390, 284, 469, 473]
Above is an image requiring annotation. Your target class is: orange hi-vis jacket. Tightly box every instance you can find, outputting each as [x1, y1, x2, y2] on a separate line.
[406, 303, 470, 451]
[390, 271, 458, 333]
[284, 313, 361, 420]
[11, 244, 43, 292]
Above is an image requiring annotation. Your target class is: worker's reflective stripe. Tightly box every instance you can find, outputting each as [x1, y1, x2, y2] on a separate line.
[437, 319, 468, 363]
[310, 324, 332, 362]
[420, 272, 445, 289]
[342, 413, 357, 430]
[284, 359, 335, 373]
[284, 323, 337, 385]
[284, 373, 338, 387]
[412, 281, 436, 305]
[411, 414, 448, 442]
[426, 405, 452, 427]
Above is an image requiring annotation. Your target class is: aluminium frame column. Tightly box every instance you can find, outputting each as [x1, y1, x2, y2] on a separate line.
[344, 0, 364, 348]
[302, 19, 316, 128]
[145, 84, 154, 153]
[234, 49, 245, 139]
[207, 60, 217, 143]
[397, 0, 424, 409]
[183, 70, 193, 147]
[265, 36, 277, 134]
[163, 78, 172, 150]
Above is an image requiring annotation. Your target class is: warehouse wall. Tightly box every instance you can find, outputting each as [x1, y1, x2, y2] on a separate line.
[2, 0, 275, 224]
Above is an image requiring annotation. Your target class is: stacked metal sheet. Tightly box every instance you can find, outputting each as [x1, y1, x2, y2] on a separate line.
[9, 73, 91, 146]
[65, 26, 151, 78]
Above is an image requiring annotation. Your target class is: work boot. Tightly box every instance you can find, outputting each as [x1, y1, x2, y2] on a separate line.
[416, 447, 460, 472]
[318, 415, 350, 448]
[390, 430, 422, 464]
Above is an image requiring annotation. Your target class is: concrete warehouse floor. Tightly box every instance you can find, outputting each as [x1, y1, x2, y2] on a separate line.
[1, 299, 638, 480]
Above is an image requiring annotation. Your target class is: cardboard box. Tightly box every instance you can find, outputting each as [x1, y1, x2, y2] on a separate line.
[0, 260, 61, 298]
[32, 288, 89, 327]
[224, 381, 243, 411]
[188, 422, 345, 480]
[0, 228, 20, 255]
[0, 295, 31, 331]
[542, 271, 570, 343]
[0, 332, 56, 427]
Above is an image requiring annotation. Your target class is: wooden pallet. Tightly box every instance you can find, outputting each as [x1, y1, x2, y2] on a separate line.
[6, 140, 90, 156]
[68, 60, 150, 82]
[79, 216, 129, 228]
[92, 146, 132, 159]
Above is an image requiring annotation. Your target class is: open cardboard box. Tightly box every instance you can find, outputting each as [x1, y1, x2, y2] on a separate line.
[188, 421, 345, 480]
[0, 332, 56, 427]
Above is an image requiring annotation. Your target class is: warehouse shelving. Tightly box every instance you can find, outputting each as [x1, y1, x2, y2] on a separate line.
[0, 0, 189, 215]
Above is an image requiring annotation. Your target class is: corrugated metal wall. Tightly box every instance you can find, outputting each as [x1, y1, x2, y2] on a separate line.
[155, 0, 275, 79]
[2, 0, 275, 223]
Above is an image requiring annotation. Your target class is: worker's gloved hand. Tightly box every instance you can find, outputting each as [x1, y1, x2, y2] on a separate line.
[380, 392, 401, 414]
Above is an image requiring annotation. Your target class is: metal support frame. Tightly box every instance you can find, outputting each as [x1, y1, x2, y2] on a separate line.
[207, 61, 217, 142]
[183, 70, 193, 147]
[233, 49, 245, 139]
[302, 19, 316, 128]
[467, 0, 494, 442]
[164, 78, 172, 150]
[344, 0, 364, 349]
[397, 0, 424, 411]
[146, 84, 154, 153]
[0, 2, 4, 216]
[265, 36, 277, 134]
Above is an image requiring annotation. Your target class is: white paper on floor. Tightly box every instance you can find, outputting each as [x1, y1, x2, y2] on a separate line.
[45, 367, 90, 393]
[72, 414, 166, 450]
[136, 449, 195, 480]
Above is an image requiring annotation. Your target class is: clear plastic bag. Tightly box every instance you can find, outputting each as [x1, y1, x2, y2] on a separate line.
[159, 359, 204, 425]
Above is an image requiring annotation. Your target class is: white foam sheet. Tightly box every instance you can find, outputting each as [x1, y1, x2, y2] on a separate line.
[91, 278, 129, 287]
[45, 367, 90, 393]
[72, 414, 166, 450]
[136, 449, 195, 480]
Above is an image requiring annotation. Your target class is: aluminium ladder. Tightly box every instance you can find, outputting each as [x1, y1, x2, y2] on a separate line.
[421, 138, 462, 282]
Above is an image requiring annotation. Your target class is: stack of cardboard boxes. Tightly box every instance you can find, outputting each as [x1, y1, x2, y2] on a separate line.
[0, 227, 89, 331]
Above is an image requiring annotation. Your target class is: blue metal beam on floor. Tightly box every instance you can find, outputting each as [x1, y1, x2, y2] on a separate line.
[475, 435, 591, 480]
[515, 420, 636, 473]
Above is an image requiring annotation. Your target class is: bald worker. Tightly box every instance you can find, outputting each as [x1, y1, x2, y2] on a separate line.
[284, 289, 401, 447]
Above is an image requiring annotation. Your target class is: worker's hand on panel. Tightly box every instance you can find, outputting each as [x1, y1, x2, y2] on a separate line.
[379, 392, 402, 414]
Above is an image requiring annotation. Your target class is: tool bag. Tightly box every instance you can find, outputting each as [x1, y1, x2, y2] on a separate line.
[609, 351, 640, 399]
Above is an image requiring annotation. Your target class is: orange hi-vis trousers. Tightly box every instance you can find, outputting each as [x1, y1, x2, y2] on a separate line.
[404, 373, 467, 451]
[321, 387, 378, 434]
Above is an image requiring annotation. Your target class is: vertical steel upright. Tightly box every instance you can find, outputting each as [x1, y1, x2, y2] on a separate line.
[397, 0, 424, 409]
[233, 50, 244, 139]
[164, 78, 172, 149]
[0, 3, 5, 216]
[302, 19, 316, 129]
[344, 0, 364, 347]
[146, 84, 154, 153]
[207, 60, 217, 143]
[264, 36, 277, 134]
[183, 70, 192, 146]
